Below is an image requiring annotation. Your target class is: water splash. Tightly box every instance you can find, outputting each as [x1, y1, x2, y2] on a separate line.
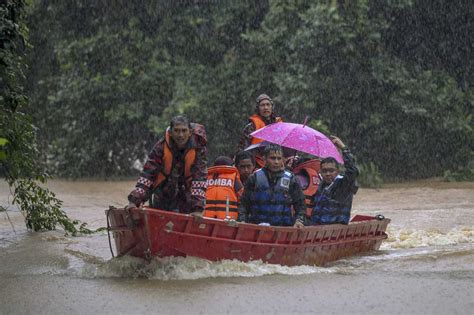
[61, 225, 474, 280]
[382, 226, 473, 249]
[74, 255, 334, 280]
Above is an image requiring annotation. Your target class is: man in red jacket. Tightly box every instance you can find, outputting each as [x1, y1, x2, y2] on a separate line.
[128, 116, 208, 214]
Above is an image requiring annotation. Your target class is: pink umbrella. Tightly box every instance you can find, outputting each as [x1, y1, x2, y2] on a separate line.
[250, 122, 344, 164]
[245, 141, 295, 157]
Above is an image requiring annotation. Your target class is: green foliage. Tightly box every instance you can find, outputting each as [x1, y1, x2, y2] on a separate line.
[24, 0, 473, 180]
[1, 0, 94, 234]
[443, 159, 474, 182]
[0, 137, 8, 160]
[11, 178, 94, 235]
[357, 162, 384, 188]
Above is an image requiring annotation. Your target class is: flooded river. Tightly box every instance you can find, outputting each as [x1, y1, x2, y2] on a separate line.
[1, 180, 473, 314]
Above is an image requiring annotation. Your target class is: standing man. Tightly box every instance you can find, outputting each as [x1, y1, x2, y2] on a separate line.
[236, 94, 283, 167]
[128, 116, 208, 214]
[238, 144, 305, 227]
[310, 136, 359, 225]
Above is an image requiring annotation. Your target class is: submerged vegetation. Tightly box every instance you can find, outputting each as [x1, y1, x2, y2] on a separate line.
[443, 160, 474, 182]
[357, 162, 383, 189]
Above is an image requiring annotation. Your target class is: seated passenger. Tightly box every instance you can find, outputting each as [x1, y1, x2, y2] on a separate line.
[238, 144, 305, 227]
[234, 150, 256, 184]
[292, 157, 321, 219]
[203, 156, 243, 220]
[310, 136, 359, 225]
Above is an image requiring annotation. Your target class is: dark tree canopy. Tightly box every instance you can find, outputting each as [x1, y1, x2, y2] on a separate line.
[1, 0, 93, 234]
[23, 0, 473, 180]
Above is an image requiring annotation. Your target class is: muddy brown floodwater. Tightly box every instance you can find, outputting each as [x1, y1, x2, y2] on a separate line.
[1, 180, 473, 314]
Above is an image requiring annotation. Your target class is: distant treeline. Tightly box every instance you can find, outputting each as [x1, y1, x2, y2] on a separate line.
[26, 0, 472, 179]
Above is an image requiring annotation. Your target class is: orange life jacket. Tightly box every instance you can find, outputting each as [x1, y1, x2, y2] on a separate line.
[292, 159, 321, 218]
[249, 114, 283, 167]
[249, 114, 283, 145]
[203, 166, 240, 219]
[153, 130, 196, 189]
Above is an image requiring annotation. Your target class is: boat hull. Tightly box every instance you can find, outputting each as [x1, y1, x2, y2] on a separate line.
[106, 207, 390, 266]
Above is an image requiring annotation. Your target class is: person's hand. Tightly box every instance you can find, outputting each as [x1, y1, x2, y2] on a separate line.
[330, 135, 346, 150]
[127, 202, 137, 209]
[285, 155, 300, 170]
[190, 211, 203, 218]
[293, 219, 305, 229]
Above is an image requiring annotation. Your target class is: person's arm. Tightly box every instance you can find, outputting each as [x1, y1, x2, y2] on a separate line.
[189, 145, 208, 212]
[342, 148, 359, 182]
[234, 177, 244, 198]
[236, 122, 256, 152]
[290, 175, 306, 226]
[237, 174, 255, 222]
[331, 136, 359, 196]
[128, 139, 165, 206]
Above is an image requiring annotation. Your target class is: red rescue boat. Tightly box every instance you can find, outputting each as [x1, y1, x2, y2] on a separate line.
[106, 206, 390, 266]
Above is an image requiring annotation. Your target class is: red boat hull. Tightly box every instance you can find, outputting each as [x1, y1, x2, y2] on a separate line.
[106, 207, 390, 266]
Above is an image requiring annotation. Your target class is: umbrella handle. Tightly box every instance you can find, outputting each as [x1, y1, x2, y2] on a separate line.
[302, 116, 309, 127]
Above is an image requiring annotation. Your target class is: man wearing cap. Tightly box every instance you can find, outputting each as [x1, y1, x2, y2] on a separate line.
[236, 93, 283, 167]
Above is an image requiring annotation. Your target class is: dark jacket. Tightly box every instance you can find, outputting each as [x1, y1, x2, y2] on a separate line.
[311, 149, 358, 225]
[238, 168, 306, 226]
[128, 131, 208, 212]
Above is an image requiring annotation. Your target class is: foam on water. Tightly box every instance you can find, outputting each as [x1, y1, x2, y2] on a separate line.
[71, 255, 334, 280]
[381, 226, 474, 249]
[65, 226, 474, 280]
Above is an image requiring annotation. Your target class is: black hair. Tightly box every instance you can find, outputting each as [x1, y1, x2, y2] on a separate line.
[170, 115, 192, 129]
[235, 150, 255, 166]
[320, 157, 339, 168]
[263, 144, 283, 157]
[213, 156, 233, 166]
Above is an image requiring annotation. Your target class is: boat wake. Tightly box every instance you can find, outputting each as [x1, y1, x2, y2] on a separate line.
[3, 225, 472, 280]
[71, 255, 334, 280]
[63, 225, 474, 280]
[381, 226, 474, 249]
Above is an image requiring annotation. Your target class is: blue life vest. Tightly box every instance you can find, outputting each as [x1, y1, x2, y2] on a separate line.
[248, 169, 294, 226]
[312, 175, 352, 225]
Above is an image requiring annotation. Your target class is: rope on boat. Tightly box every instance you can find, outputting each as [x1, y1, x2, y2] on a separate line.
[142, 208, 152, 261]
[106, 206, 115, 258]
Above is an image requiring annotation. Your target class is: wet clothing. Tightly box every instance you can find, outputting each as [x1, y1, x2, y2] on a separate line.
[236, 114, 282, 152]
[238, 168, 306, 226]
[292, 159, 321, 218]
[237, 114, 282, 167]
[128, 125, 208, 213]
[310, 149, 359, 225]
[204, 165, 243, 220]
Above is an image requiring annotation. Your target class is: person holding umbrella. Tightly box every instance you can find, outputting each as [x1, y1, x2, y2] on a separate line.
[310, 136, 359, 225]
[237, 144, 306, 227]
